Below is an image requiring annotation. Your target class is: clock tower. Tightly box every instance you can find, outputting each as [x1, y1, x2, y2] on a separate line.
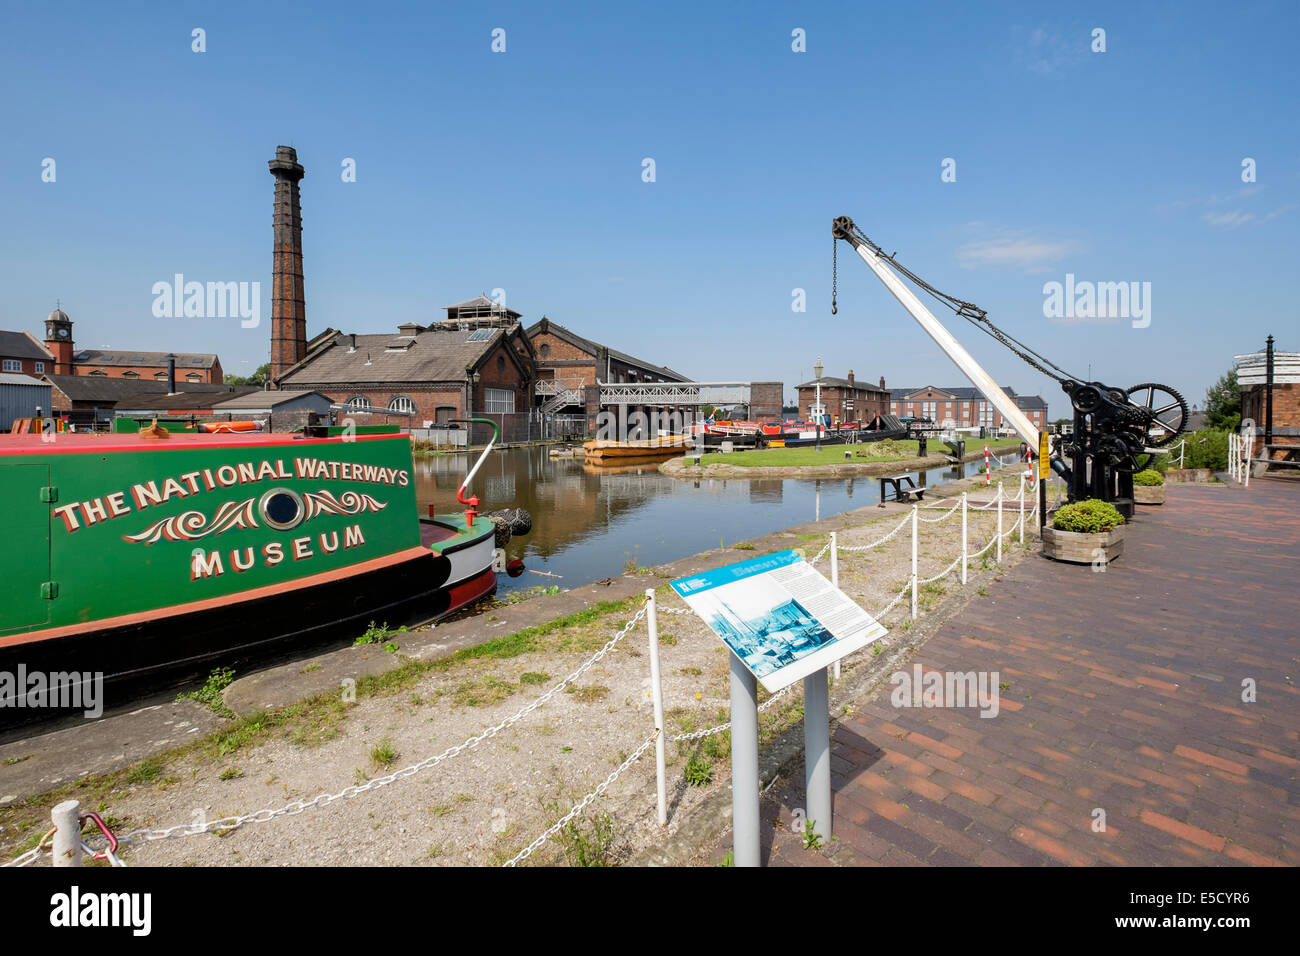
[44, 307, 74, 375]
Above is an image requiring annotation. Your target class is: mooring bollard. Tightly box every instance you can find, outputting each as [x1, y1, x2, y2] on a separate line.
[52, 799, 81, 868]
[645, 589, 668, 827]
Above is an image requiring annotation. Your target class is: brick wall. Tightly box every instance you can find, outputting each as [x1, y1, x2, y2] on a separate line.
[0, 355, 50, 377]
[1243, 382, 1300, 452]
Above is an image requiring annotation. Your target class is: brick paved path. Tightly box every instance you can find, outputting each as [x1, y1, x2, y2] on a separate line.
[728, 481, 1300, 866]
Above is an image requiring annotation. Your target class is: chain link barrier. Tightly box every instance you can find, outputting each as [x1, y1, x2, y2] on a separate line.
[5, 601, 651, 867]
[916, 499, 962, 524]
[838, 511, 912, 552]
[503, 732, 659, 867]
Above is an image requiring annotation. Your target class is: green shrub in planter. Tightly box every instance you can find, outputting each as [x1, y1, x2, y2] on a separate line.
[1052, 499, 1125, 534]
[1132, 469, 1164, 486]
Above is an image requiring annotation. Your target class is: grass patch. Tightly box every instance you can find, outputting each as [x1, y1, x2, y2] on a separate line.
[519, 671, 550, 685]
[218, 767, 244, 781]
[370, 740, 398, 769]
[354, 621, 408, 646]
[684, 755, 712, 786]
[453, 675, 518, 708]
[125, 758, 164, 785]
[570, 685, 610, 703]
[552, 807, 617, 867]
[176, 666, 236, 718]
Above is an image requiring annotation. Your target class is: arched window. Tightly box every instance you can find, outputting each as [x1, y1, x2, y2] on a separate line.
[496, 355, 506, 373]
[346, 395, 372, 412]
[388, 395, 416, 415]
[538, 343, 550, 359]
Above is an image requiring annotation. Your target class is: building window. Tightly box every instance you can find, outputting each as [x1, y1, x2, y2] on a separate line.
[88, 368, 107, 376]
[185, 372, 202, 383]
[388, 395, 416, 415]
[346, 395, 372, 412]
[484, 387, 515, 414]
[1, 359, 20, 372]
[122, 370, 140, 379]
[435, 405, 456, 424]
[154, 370, 169, 379]
[35, 361, 45, 374]
[538, 343, 550, 359]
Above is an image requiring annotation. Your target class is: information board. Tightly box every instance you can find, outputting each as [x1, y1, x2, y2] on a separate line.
[671, 550, 887, 693]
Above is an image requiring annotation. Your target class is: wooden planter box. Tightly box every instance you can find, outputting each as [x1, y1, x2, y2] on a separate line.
[1042, 525, 1125, 564]
[1133, 485, 1166, 505]
[1165, 468, 1212, 483]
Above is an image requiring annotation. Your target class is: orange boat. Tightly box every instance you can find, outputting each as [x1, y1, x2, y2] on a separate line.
[583, 435, 691, 461]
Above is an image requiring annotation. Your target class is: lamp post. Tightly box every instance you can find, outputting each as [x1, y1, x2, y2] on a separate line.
[812, 357, 824, 452]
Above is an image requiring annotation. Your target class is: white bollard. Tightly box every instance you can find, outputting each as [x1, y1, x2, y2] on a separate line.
[910, 504, 918, 620]
[52, 799, 81, 868]
[644, 589, 668, 826]
[960, 492, 968, 586]
[830, 532, 840, 682]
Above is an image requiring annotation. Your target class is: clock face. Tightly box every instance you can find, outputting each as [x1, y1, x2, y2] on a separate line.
[58, 328, 69, 339]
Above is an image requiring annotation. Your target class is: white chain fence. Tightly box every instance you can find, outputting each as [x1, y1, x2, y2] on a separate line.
[8, 602, 653, 868]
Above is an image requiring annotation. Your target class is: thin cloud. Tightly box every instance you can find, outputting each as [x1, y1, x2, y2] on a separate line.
[1014, 25, 1087, 75]
[957, 235, 1085, 273]
[1203, 210, 1254, 229]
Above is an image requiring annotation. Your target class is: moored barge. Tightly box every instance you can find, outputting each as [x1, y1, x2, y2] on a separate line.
[0, 428, 497, 708]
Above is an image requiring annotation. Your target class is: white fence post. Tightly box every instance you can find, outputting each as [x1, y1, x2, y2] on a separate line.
[910, 504, 919, 620]
[52, 800, 81, 867]
[960, 492, 968, 586]
[644, 589, 667, 827]
[1018, 473, 1025, 546]
[1244, 431, 1253, 488]
[830, 531, 841, 682]
[996, 484, 1003, 563]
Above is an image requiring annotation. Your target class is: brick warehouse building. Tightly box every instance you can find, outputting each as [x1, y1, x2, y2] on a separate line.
[277, 314, 536, 441]
[794, 371, 890, 423]
[1237, 341, 1300, 458]
[889, 384, 1048, 431]
[1, 310, 222, 384]
[525, 317, 693, 435]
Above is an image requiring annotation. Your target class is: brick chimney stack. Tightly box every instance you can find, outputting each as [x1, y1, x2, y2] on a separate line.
[268, 146, 306, 385]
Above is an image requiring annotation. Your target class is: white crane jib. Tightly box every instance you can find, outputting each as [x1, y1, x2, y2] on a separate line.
[831, 217, 1041, 452]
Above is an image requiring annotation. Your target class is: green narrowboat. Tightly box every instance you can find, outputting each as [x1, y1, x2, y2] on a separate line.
[0, 427, 497, 714]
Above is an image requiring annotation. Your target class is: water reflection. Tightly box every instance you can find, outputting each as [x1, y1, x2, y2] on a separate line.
[413, 448, 989, 595]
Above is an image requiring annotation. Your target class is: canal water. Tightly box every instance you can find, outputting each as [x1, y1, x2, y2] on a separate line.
[413, 447, 995, 595]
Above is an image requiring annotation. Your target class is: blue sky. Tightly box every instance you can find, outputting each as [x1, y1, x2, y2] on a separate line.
[2, 0, 1296, 418]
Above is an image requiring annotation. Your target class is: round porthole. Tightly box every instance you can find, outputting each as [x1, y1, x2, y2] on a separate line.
[259, 487, 305, 531]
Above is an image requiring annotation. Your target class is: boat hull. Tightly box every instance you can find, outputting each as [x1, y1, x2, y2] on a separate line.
[0, 430, 499, 724]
